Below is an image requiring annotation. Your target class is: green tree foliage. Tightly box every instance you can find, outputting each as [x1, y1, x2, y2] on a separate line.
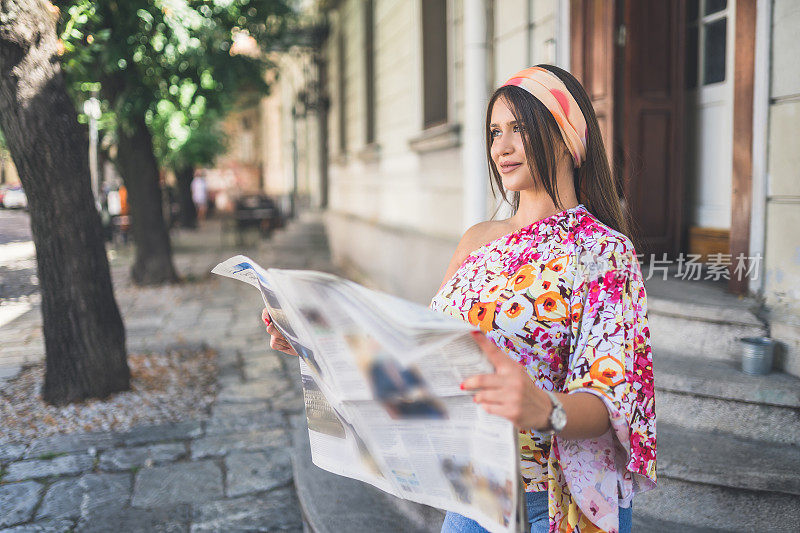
[51, 0, 297, 283]
[151, 99, 227, 172]
[56, 0, 294, 128]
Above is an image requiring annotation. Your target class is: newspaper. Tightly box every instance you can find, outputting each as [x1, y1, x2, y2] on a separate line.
[212, 255, 524, 533]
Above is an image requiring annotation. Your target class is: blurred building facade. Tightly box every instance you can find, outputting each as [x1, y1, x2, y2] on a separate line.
[316, 0, 571, 304]
[248, 0, 799, 378]
[213, 43, 325, 217]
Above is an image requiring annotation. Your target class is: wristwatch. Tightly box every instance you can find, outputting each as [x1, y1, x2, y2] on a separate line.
[540, 390, 567, 435]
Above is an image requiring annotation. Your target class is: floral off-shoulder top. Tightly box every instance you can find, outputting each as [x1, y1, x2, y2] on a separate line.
[429, 203, 656, 533]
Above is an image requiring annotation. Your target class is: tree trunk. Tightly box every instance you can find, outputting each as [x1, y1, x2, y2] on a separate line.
[115, 113, 179, 285]
[0, 0, 129, 404]
[175, 165, 198, 229]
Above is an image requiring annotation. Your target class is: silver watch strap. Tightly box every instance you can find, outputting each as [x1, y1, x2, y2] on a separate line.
[542, 389, 564, 435]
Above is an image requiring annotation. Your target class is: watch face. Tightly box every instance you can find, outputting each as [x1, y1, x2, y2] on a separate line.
[551, 407, 567, 431]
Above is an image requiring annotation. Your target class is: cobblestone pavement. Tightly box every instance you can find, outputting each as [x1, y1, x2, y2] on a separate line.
[0, 210, 39, 381]
[0, 213, 336, 531]
[0, 209, 33, 245]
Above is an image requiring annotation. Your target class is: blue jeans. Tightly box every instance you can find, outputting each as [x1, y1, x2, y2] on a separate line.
[440, 491, 633, 533]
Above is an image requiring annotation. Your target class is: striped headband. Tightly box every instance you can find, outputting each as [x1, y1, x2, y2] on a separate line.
[501, 66, 588, 168]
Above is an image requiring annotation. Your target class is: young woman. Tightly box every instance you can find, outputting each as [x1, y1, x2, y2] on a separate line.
[429, 64, 656, 532]
[264, 64, 656, 533]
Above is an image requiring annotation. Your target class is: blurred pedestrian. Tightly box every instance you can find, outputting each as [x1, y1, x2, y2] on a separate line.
[117, 184, 130, 244]
[191, 174, 207, 223]
[99, 185, 113, 242]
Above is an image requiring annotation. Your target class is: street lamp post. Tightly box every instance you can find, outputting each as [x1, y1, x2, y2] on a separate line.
[291, 103, 300, 219]
[83, 95, 102, 205]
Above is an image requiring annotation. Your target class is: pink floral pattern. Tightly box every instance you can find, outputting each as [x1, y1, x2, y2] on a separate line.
[429, 204, 656, 532]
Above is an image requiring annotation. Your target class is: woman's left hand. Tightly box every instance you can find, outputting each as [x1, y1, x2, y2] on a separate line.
[461, 330, 552, 431]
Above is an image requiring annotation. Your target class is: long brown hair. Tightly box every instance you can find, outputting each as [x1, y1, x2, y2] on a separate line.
[485, 64, 641, 251]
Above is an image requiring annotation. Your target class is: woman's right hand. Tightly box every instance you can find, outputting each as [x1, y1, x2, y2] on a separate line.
[262, 308, 299, 356]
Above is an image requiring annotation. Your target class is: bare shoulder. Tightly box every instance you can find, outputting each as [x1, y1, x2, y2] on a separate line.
[461, 220, 513, 251]
[437, 220, 512, 291]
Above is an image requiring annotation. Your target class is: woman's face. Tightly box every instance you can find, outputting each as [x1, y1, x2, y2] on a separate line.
[489, 97, 536, 192]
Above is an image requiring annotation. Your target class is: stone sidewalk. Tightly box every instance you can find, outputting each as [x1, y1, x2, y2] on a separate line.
[0, 214, 335, 532]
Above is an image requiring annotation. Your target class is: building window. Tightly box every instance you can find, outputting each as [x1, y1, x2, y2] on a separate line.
[421, 0, 448, 128]
[685, 0, 728, 89]
[338, 26, 347, 154]
[364, 0, 376, 145]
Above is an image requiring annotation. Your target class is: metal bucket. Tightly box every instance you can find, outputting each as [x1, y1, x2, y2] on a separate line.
[739, 336, 776, 375]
